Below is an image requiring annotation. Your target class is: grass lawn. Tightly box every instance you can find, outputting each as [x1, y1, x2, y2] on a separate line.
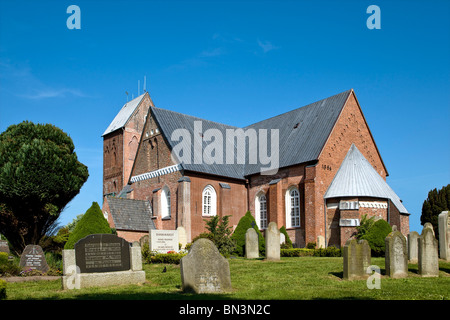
[4, 257, 450, 300]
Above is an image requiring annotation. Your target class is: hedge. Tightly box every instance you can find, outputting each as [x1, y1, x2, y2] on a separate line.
[281, 247, 341, 257]
[0, 279, 6, 300]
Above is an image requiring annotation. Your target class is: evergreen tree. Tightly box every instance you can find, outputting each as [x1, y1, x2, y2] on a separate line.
[64, 202, 112, 249]
[420, 184, 450, 238]
[231, 211, 265, 256]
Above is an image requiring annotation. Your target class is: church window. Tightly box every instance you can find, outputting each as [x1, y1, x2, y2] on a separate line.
[255, 193, 268, 229]
[286, 187, 300, 228]
[161, 186, 171, 219]
[202, 185, 217, 216]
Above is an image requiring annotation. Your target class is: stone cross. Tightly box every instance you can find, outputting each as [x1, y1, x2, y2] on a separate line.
[418, 223, 439, 277]
[245, 228, 259, 259]
[385, 230, 408, 278]
[180, 238, 232, 293]
[265, 222, 280, 260]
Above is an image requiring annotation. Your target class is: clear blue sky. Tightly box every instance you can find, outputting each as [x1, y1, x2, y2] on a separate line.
[0, 0, 449, 234]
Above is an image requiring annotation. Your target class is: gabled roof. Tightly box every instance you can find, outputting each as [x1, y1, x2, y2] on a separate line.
[106, 197, 156, 231]
[102, 93, 146, 136]
[244, 89, 351, 176]
[151, 107, 246, 180]
[324, 144, 409, 214]
[150, 89, 352, 180]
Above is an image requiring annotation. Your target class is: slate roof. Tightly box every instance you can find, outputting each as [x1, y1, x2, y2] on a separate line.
[107, 197, 156, 231]
[102, 93, 146, 136]
[150, 89, 352, 179]
[324, 144, 409, 214]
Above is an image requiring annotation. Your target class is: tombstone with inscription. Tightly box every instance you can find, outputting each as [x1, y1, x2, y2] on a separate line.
[385, 228, 408, 278]
[150, 229, 179, 253]
[407, 231, 419, 263]
[61, 234, 145, 289]
[180, 238, 232, 294]
[438, 211, 449, 261]
[343, 239, 371, 280]
[245, 228, 259, 259]
[418, 223, 439, 277]
[265, 222, 280, 261]
[19, 245, 49, 273]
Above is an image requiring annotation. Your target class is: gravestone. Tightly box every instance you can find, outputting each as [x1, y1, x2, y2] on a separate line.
[407, 231, 419, 263]
[62, 233, 145, 289]
[19, 245, 49, 273]
[280, 232, 286, 245]
[139, 235, 149, 248]
[438, 211, 449, 261]
[343, 239, 371, 280]
[149, 229, 179, 253]
[180, 238, 232, 294]
[245, 228, 259, 259]
[266, 222, 280, 260]
[317, 235, 325, 249]
[75, 233, 130, 273]
[177, 226, 187, 250]
[385, 230, 408, 278]
[0, 240, 9, 254]
[418, 223, 439, 277]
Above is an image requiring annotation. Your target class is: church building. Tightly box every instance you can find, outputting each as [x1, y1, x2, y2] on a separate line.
[101, 89, 410, 248]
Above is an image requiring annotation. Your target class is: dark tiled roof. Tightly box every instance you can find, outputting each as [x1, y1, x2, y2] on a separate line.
[107, 197, 155, 231]
[150, 89, 351, 179]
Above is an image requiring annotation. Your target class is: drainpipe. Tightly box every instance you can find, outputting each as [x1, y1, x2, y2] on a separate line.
[323, 198, 327, 248]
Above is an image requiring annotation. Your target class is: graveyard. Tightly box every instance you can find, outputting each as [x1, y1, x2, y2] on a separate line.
[1, 214, 449, 300]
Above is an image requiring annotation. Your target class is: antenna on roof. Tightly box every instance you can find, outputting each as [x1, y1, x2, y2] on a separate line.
[143, 75, 147, 93]
[138, 80, 140, 96]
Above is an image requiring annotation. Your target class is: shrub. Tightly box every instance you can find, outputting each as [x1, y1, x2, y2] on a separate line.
[280, 226, 293, 249]
[281, 249, 314, 257]
[231, 211, 265, 256]
[64, 202, 112, 249]
[313, 246, 342, 257]
[360, 219, 392, 257]
[204, 215, 236, 257]
[149, 252, 187, 264]
[356, 214, 376, 240]
[0, 279, 6, 300]
[0, 252, 21, 276]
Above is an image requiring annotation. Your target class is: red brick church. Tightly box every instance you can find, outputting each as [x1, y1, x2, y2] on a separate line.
[101, 89, 410, 248]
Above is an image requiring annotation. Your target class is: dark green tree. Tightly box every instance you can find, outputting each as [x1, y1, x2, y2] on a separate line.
[231, 211, 265, 256]
[360, 219, 392, 257]
[421, 184, 450, 237]
[64, 202, 112, 249]
[203, 215, 236, 257]
[0, 121, 88, 254]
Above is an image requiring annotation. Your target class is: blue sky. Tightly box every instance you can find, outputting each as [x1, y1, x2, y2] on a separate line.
[0, 0, 449, 234]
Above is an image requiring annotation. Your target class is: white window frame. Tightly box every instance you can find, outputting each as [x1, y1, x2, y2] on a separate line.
[202, 185, 217, 216]
[161, 186, 171, 219]
[255, 192, 268, 229]
[285, 186, 300, 228]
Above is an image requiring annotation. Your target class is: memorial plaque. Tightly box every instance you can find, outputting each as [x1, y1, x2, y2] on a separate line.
[149, 230, 179, 253]
[19, 245, 49, 272]
[75, 234, 130, 273]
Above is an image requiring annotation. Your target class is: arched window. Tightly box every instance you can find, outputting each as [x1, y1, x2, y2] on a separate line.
[285, 187, 300, 228]
[202, 185, 217, 216]
[161, 186, 171, 219]
[255, 192, 268, 229]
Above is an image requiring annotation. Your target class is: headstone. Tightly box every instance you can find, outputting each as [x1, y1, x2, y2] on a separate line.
[177, 226, 187, 250]
[407, 231, 419, 263]
[19, 245, 49, 273]
[385, 230, 408, 278]
[317, 235, 325, 249]
[149, 229, 179, 253]
[75, 233, 130, 273]
[180, 238, 232, 293]
[62, 233, 145, 290]
[0, 240, 9, 254]
[438, 211, 450, 261]
[343, 239, 371, 280]
[280, 232, 286, 245]
[266, 222, 280, 261]
[139, 235, 149, 248]
[418, 223, 439, 277]
[245, 228, 259, 259]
